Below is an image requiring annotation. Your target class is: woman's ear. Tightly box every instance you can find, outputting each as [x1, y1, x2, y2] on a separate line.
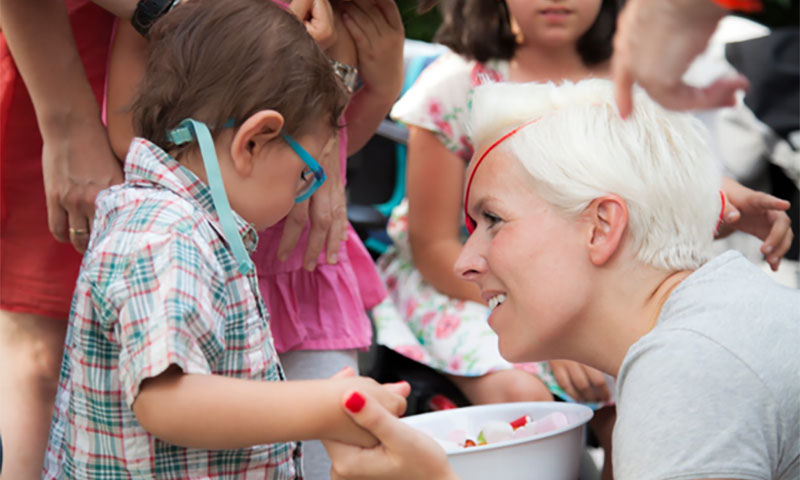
[229, 110, 284, 177]
[584, 195, 628, 266]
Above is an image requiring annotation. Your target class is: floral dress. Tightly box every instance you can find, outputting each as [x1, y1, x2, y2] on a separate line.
[371, 52, 565, 395]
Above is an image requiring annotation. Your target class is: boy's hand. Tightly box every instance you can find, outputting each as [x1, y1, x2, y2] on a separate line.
[550, 359, 610, 404]
[342, 0, 404, 100]
[291, 0, 338, 50]
[325, 367, 410, 448]
[717, 177, 793, 271]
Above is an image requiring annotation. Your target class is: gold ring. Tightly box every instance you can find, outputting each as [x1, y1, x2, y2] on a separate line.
[69, 227, 89, 236]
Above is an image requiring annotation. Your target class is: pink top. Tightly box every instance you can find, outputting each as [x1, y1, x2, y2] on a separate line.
[252, 128, 386, 352]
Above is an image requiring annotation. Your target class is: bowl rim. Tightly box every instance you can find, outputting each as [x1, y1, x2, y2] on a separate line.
[400, 401, 594, 456]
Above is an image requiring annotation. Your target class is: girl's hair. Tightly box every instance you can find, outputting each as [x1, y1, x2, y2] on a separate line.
[469, 80, 720, 272]
[428, 0, 620, 65]
[132, 0, 348, 150]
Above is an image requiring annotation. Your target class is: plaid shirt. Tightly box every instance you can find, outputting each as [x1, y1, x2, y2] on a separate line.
[43, 139, 302, 479]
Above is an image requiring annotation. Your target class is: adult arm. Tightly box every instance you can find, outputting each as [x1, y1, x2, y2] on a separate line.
[612, 0, 749, 118]
[407, 127, 483, 304]
[340, 0, 404, 155]
[0, 0, 125, 252]
[106, 21, 148, 160]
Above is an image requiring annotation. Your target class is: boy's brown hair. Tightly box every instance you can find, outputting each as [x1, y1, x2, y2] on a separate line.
[132, 0, 348, 149]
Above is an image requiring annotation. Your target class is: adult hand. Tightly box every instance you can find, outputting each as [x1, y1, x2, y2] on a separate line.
[612, 0, 749, 118]
[341, 0, 404, 99]
[717, 177, 793, 271]
[277, 135, 348, 270]
[549, 359, 610, 404]
[41, 121, 124, 253]
[324, 391, 458, 480]
[291, 0, 338, 50]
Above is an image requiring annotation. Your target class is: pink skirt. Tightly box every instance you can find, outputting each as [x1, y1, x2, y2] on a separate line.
[252, 221, 386, 353]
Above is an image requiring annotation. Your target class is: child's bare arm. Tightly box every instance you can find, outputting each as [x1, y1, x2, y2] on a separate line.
[340, 0, 404, 155]
[106, 21, 148, 160]
[406, 127, 484, 304]
[132, 366, 408, 449]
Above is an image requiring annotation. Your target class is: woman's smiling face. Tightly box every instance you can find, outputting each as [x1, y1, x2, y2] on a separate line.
[455, 147, 593, 362]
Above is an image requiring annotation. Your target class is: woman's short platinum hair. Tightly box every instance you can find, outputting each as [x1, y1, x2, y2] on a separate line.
[469, 80, 720, 271]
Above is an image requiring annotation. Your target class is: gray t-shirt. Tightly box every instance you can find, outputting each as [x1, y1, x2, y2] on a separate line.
[614, 251, 800, 480]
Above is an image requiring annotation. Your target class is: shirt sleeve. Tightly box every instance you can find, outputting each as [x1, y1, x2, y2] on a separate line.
[105, 226, 228, 409]
[613, 329, 777, 480]
[390, 51, 479, 160]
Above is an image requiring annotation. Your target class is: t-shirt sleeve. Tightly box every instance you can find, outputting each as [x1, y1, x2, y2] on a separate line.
[103, 227, 227, 408]
[390, 51, 479, 160]
[614, 330, 777, 480]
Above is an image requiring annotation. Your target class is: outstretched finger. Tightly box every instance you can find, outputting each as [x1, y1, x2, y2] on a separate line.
[277, 202, 309, 262]
[762, 211, 793, 268]
[747, 192, 791, 212]
[611, 56, 636, 119]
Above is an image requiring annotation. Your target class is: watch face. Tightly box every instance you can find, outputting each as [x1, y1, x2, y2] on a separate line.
[332, 61, 358, 93]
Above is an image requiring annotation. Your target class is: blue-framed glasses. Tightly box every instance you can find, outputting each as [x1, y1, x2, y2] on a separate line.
[281, 132, 326, 203]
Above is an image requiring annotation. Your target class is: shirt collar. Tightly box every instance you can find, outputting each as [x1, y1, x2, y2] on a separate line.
[125, 138, 258, 252]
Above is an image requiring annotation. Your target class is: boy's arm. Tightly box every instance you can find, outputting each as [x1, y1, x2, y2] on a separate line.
[106, 21, 148, 160]
[340, 0, 404, 155]
[132, 366, 409, 449]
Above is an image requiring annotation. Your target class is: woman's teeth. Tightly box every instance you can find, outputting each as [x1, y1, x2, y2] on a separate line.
[488, 294, 506, 310]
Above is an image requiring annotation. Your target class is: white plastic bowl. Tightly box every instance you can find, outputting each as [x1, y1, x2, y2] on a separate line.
[401, 401, 593, 480]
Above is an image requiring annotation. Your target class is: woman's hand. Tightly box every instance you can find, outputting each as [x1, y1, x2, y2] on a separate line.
[323, 390, 459, 480]
[277, 135, 348, 270]
[717, 177, 793, 271]
[612, 0, 748, 118]
[549, 359, 611, 404]
[341, 0, 404, 100]
[42, 121, 124, 253]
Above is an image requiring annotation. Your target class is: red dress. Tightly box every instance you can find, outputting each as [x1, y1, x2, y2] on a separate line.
[0, 1, 114, 319]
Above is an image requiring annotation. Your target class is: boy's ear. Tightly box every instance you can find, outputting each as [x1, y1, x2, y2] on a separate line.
[584, 195, 628, 266]
[229, 110, 284, 176]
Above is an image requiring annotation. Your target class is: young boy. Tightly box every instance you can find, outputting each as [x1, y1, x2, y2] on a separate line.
[42, 0, 408, 477]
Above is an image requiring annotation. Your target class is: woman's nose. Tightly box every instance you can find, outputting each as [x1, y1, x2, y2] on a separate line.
[454, 233, 487, 281]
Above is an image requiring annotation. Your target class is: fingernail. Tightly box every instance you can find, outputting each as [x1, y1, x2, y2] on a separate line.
[345, 392, 365, 413]
[327, 253, 338, 264]
[726, 212, 738, 221]
[764, 246, 773, 255]
[304, 261, 316, 272]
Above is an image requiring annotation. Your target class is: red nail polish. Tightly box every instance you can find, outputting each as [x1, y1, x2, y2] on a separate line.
[345, 392, 365, 413]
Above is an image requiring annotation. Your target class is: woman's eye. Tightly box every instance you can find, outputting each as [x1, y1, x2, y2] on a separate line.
[482, 211, 501, 227]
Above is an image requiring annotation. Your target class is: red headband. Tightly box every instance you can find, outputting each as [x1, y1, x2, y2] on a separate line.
[464, 118, 541, 233]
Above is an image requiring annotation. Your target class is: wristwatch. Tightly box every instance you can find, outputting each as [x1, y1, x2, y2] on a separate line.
[331, 60, 359, 94]
[131, 0, 178, 37]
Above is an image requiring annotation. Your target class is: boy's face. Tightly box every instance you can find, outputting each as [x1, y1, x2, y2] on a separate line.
[231, 121, 336, 231]
[455, 147, 594, 363]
